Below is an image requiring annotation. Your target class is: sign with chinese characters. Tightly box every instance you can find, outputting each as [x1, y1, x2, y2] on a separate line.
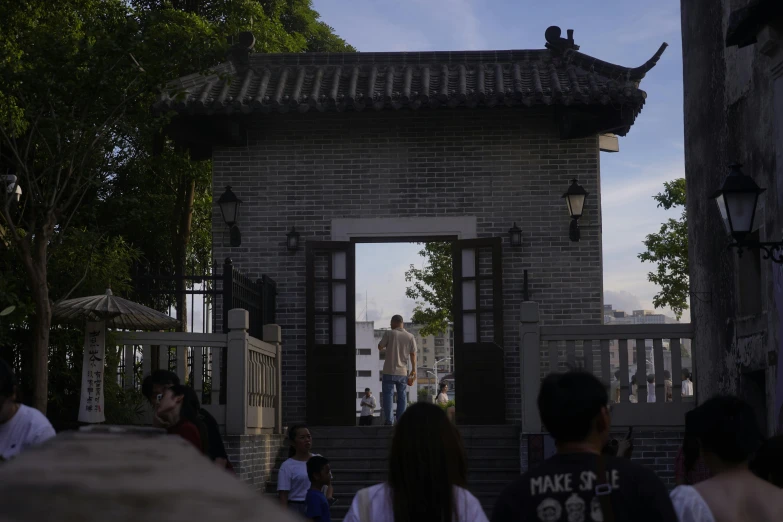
[78, 321, 106, 423]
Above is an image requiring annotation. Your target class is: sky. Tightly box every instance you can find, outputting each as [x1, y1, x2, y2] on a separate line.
[316, 0, 688, 327]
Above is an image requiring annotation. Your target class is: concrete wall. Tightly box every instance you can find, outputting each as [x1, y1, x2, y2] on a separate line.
[681, 0, 781, 434]
[211, 109, 604, 425]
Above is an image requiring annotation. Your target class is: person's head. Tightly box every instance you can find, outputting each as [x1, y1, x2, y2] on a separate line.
[156, 384, 200, 425]
[614, 370, 621, 380]
[391, 314, 403, 329]
[0, 358, 19, 423]
[365, 388, 371, 397]
[141, 370, 180, 406]
[388, 402, 467, 522]
[682, 368, 691, 381]
[538, 371, 611, 449]
[439, 382, 448, 393]
[664, 370, 671, 380]
[686, 396, 763, 474]
[287, 424, 312, 458]
[631, 375, 638, 386]
[647, 374, 655, 384]
[306, 455, 331, 487]
[750, 435, 783, 488]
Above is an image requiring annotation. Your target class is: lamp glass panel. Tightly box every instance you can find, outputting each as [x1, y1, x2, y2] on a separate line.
[220, 200, 238, 224]
[567, 193, 586, 218]
[715, 194, 732, 235]
[725, 191, 758, 234]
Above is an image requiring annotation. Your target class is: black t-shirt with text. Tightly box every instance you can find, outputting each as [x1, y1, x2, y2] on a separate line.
[491, 452, 677, 522]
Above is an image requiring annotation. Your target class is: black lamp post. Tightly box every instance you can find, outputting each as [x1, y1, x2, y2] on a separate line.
[286, 226, 300, 252]
[562, 179, 588, 242]
[218, 186, 242, 247]
[712, 164, 783, 263]
[508, 222, 522, 247]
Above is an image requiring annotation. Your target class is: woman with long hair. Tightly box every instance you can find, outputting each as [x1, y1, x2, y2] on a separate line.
[670, 396, 783, 521]
[344, 402, 487, 522]
[156, 384, 208, 454]
[278, 425, 334, 515]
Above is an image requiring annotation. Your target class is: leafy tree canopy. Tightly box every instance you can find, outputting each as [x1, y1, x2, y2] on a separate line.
[638, 178, 689, 319]
[405, 242, 453, 337]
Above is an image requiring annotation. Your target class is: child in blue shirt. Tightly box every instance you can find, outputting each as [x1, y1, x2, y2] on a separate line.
[305, 456, 332, 522]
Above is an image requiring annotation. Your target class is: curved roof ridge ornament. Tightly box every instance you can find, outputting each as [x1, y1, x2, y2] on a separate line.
[545, 26, 580, 52]
[628, 42, 669, 79]
[563, 41, 668, 82]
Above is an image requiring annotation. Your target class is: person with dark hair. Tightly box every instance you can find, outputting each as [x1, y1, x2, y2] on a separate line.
[141, 370, 230, 469]
[670, 396, 783, 521]
[305, 456, 333, 522]
[279, 425, 334, 515]
[436, 382, 449, 405]
[359, 388, 376, 426]
[0, 358, 55, 461]
[674, 431, 712, 486]
[610, 370, 622, 403]
[681, 368, 693, 397]
[750, 435, 783, 488]
[377, 315, 417, 425]
[155, 384, 207, 454]
[492, 371, 675, 522]
[344, 402, 487, 522]
[664, 370, 673, 402]
[647, 373, 657, 403]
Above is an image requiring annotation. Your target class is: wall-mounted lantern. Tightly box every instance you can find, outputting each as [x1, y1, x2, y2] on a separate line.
[508, 222, 522, 247]
[218, 186, 242, 247]
[286, 226, 300, 252]
[562, 179, 588, 242]
[712, 164, 782, 263]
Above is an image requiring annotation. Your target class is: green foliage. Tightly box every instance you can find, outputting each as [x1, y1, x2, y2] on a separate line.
[405, 242, 453, 337]
[0, 0, 352, 418]
[417, 387, 430, 401]
[638, 179, 689, 319]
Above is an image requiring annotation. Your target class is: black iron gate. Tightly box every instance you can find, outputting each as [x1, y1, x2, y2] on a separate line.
[134, 257, 277, 339]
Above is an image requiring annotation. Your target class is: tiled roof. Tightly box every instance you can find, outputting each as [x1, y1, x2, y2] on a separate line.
[156, 31, 667, 135]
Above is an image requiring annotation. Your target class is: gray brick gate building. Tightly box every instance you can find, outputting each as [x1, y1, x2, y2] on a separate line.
[158, 27, 667, 428]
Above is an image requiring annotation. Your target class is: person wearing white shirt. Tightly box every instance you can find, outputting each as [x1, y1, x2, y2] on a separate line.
[682, 368, 694, 397]
[0, 358, 56, 461]
[345, 402, 488, 522]
[647, 374, 657, 403]
[359, 388, 376, 426]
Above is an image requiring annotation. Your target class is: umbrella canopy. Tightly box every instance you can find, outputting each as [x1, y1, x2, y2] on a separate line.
[52, 289, 179, 330]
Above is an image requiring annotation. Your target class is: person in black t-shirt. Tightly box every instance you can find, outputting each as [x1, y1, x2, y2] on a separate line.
[492, 371, 676, 522]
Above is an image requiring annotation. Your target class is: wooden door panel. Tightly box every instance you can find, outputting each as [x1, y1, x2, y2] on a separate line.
[306, 242, 356, 426]
[453, 237, 505, 425]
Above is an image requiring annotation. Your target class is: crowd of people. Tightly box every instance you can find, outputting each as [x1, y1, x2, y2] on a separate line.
[283, 370, 782, 522]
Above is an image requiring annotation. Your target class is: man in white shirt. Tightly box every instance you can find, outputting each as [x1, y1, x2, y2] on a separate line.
[359, 388, 376, 426]
[0, 358, 56, 461]
[647, 374, 656, 403]
[378, 315, 417, 425]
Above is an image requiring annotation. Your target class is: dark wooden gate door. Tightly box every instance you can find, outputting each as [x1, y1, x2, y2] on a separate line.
[306, 241, 356, 425]
[452, 238, 505, 425]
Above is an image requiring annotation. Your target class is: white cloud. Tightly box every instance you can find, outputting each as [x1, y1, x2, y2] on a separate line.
[604, 290, 642, 313]
[601, 161, 684, 209]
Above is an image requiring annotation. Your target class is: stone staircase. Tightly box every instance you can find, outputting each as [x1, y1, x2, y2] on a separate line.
[267, 425, 520, 520]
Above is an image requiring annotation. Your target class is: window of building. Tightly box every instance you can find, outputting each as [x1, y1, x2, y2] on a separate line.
[356, 370, 371, 377]
[738, 230, 762, 316]
[356, 348, 372, 356]
[379, 352, 386, 360]
[356, 392, 366, 399]
[423, 347, 430, 353]
[435, 339, 444, 347]
[423, 338, 427, 345]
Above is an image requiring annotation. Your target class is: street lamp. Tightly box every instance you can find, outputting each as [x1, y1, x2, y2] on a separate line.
[508, 222, 522, 247]
[711, 164, 783, 263]
[562, 179, 588, 242]
[434, 357, 452, 392]
[286, 226, 300, 252]
[218, 186, 242, 247]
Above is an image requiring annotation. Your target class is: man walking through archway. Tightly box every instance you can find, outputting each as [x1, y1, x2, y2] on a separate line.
[378, 315, 417, 425]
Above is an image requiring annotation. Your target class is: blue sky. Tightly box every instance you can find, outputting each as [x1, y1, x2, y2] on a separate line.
[311, 0, 686, 326]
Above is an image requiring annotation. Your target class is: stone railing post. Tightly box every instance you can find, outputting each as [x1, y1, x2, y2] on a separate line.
[520, 301, 542, 433]
[226, 308, 249, 435]
[263, 324, 283, 434]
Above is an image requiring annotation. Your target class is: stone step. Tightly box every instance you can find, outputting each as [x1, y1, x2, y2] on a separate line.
[270, 467, 520, 483]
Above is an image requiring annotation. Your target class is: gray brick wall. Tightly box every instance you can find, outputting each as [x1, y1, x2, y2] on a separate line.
[224, 433, 288, 491]
[212, 109, 604, 425]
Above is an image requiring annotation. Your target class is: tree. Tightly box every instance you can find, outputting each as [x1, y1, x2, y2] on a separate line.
[638, 178, 689, 319]
[405, 242, 453, 337]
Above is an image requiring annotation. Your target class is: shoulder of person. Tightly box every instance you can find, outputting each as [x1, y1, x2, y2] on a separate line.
[199, 408, 219, 425]
[20, 405, 55, 433]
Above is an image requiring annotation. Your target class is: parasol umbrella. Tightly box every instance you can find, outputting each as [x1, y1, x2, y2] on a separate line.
[52, 289, 179, 424]
[52, 288, 180, 331]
